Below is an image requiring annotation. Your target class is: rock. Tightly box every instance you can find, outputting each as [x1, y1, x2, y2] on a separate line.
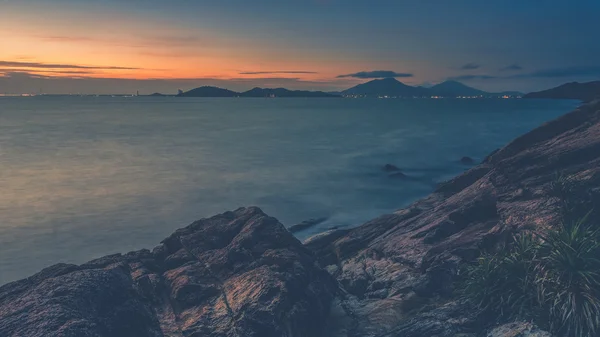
[487, 322, 552, 337]
[389, 171, 408, 179]
[382, 164, 401, 172]
[304, 229, 352, 267]
[288, 217, 328, 233]
[0, 207, 337, 337]
[307, 101, 600, 336]
[460, 156, 475, 165]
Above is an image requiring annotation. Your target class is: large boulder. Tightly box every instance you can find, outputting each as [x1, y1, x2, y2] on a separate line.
[0, 207, 337, 337]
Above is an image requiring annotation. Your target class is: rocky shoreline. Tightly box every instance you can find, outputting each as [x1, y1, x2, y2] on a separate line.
[2, 100, 600, 337]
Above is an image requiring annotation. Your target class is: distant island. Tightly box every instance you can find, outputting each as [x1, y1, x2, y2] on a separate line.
[149, 78, 523, 99]
[341, 78, 522, 98]
[176, 86, 338, 98]
[523, 81, 600, 102]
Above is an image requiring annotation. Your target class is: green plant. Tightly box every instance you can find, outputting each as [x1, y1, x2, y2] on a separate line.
[548, 173, 600, 225]
[461, 216, 600, 336]
[461, 232, 540, 320]
[537, 218, 600, 336]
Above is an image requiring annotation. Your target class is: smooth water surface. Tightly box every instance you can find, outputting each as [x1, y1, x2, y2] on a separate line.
[0, 97, 579, 284]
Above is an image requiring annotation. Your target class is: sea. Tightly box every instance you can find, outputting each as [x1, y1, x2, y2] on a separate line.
[0, 97, 579, 284]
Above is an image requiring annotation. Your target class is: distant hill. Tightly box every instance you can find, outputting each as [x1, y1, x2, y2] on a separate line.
[175, 79, 520, 99]
[239, 88, 338, 98]
[342, 78, 429, 97]
[497, 91, 523, 96]
[178, 86, 239, 97]
[341, 78, 517, 98]
[178, 86, 338, 98]
[429, 80, 487, 97]
[524, 81, 600, 102]
[147, 92, 175, 97]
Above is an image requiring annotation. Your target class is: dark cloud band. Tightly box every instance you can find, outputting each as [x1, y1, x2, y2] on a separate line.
[0, 60, 139, 70]
[460, 63, 480, 70]
[239, 71, 317, 75]
[337, 70, 413, 79]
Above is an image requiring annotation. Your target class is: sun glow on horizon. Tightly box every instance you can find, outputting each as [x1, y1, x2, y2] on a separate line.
[0, 4, 373, 87]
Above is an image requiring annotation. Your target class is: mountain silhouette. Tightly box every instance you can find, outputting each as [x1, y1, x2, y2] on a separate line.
[524, 81, 600, 102]
[178, 86, 338, 98]
[239, 88, 338, 98]
[178, 86, 239, 97]
[342, 78, 429, 97]
[176, 79, 520, 98]
[342, 78, 523, 98]
[429, 80, 487, 97]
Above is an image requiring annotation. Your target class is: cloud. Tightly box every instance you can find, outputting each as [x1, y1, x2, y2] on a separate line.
[239, 71, 317, 75]
[460, 63, 480, 70]
[36, 35, 98, 43]
[0, 69, 96, 76]
[447, 75, 497, 81]
[336, 70, 413, 79]
[0, 71, 348, 95]
[501, 63, 523, 71]
[0, 60, 139, 70]
[512, 66, 600, 78]
[34, 33, 210, 49]
[446, 65, 600, 82]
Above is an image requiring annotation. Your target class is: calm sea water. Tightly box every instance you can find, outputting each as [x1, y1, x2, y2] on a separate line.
[0, 97, 578, 284]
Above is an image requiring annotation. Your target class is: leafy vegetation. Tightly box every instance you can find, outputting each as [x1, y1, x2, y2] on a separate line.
[538, 218, 600, 336]
[461, 175, 600, 336]
[461, 233, 541, 321]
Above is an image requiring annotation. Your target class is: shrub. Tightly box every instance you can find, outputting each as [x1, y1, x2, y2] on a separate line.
[461, 233, 540, 321]
[537, 218, 600, 336]
[461, 217, 600, 336]
[549, 173, 600, 225]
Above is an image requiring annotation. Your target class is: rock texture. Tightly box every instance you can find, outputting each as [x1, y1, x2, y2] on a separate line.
[487, 322, 552, 337]
[306, 100, 600, 336]
[0, 207, 336, 337]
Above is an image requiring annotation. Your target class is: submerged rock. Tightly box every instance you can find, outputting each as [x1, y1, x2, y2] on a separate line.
[460, 156, 475, 165]
[382, 164, 401, 172]
[389, 171, 408, 179]
[288, 217, 328, 233]
[0, 207, 337, 337]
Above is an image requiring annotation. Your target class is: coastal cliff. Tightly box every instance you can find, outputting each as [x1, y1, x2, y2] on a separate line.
[1, 101, 600, 336]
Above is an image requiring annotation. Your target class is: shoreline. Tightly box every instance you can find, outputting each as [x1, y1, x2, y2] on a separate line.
[2, 100, 598, 336]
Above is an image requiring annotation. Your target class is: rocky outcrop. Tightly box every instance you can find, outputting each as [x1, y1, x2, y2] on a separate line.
[3, 101, 600, 337]
[307, 101, 600, 336]
[0, 207, 337, 337]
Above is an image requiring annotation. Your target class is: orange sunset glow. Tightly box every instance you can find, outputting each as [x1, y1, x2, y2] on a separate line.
[1, 1, 598, 94]
[0, 3, 373, 86]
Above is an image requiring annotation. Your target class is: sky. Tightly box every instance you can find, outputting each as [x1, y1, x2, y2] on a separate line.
[1, 0, 599, 94]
